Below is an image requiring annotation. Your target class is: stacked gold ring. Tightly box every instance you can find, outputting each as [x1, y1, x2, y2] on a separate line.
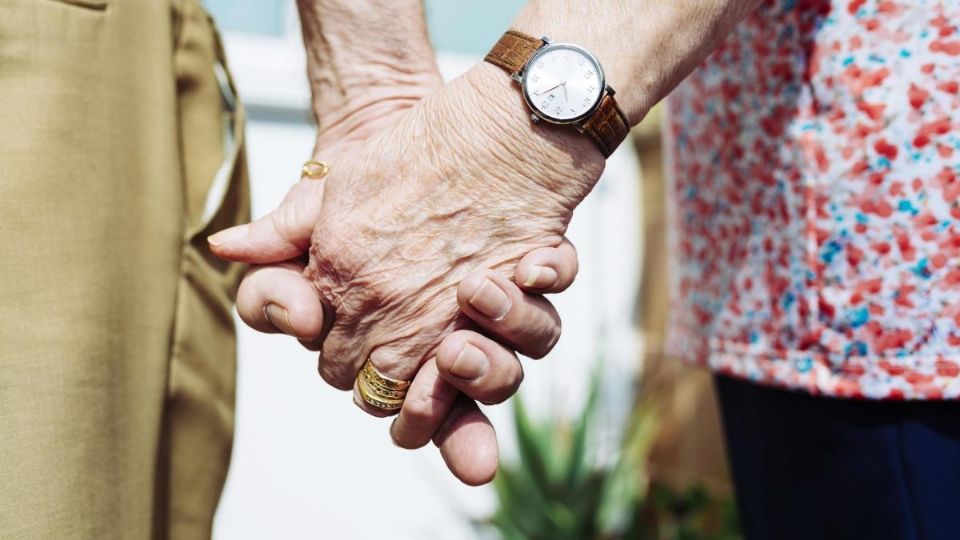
[356, 361, 411, 412]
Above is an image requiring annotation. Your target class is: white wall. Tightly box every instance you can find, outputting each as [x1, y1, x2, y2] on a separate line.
[212, 36, 643, 540]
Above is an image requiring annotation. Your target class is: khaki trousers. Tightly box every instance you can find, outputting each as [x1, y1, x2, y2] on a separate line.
[0, 1, 249, 538]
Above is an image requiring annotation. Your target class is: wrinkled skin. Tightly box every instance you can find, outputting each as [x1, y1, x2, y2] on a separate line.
[304, 64, 604, 394]
[212, 62, 590, 484]
[214, 0, 763, 487]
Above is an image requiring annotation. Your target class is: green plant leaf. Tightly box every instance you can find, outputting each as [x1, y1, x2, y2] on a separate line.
[492, 465, 549, 535]
[482, 356, 741, 540]
[565, 366, 603, 490]
[512, 393, 555, 491]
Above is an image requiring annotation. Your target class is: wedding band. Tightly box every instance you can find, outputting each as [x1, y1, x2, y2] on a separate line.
[301, 160, 329, 180]
[356, 361, 411, 412]
[361, 361, 411, 390]
[357, 384, 405, 412]
[360, 381, 407, 400]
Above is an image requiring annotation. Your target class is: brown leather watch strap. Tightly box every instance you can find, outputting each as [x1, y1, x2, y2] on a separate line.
[485, 30, 630, 158]
[484, 30, 543, 73]
[580, 94, 630, 158]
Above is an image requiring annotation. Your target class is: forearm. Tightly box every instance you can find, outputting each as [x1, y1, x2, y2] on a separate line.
[511, 0, 764, 124]
[295, 0, 764, 208]
[444, 0, 761, 203]
[296, 0, 442, 146]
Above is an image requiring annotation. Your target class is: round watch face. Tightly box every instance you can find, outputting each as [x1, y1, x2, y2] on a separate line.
[521, 43, 605, 124]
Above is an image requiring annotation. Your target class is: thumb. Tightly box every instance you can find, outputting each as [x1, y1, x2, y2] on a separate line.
[208, 180, 324, 264]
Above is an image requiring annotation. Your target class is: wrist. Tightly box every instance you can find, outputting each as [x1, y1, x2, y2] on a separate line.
[297, 0, 442, 141]
[311, 84, 436, 155]
[455, 62, 606, 210]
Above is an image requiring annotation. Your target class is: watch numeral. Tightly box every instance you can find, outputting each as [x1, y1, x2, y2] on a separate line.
[584, 70, 595, 79]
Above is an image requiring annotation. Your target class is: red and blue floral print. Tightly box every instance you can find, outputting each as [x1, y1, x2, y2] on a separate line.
[665, 0, 960, 399]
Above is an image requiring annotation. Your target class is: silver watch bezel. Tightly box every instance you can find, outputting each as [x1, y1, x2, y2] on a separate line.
[516, 38, 607, 126]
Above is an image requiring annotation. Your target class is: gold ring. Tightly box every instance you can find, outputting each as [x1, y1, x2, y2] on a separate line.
[356, 361, 410, 412]
[301, 160, 329, 180]
[357, 385, 404, 411]
[359, 381, 407, 400]
[361, 361, 411, 391]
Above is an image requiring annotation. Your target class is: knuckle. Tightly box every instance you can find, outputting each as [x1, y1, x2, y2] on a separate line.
[403, 384, 456, 425]
[235, 283, 271, 333]
[369, 353, 408, 381]
[316, 326, 365, 390]
[234, 293, 258, 327]
[298, 337, 324, 352]
[402, 398, 435, 425]
[234, 276, 258, 307]
[270, 205, 298, 241]
[402, 388, 452, 424]
[318, 360, 354, 391]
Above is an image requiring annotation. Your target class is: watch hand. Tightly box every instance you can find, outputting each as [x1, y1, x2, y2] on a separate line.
[561, 82, 568, 103]
[535, 83, 563, 96]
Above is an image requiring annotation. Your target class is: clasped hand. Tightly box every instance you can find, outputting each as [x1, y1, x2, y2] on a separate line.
[209, 63, 604, 485]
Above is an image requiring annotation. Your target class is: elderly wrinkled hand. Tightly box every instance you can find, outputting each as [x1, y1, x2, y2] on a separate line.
[217, 64, 600, 393]
[308, 65, 600, 390]
[210, 64, 601, 483]
[210, 67, 600, 486]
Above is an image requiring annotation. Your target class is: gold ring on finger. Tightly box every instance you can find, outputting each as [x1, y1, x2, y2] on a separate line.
[361, 361, 411, 391]
[355, 360, 410, 412]
[301, 160, 329, 180]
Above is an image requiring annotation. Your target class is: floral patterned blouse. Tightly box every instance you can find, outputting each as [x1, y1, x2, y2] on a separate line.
[665, 0, 960, 399]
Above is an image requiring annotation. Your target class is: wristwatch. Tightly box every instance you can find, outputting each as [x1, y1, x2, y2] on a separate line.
[484, 30, 629, 158]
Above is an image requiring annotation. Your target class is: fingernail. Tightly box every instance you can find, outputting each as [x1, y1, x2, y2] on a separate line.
[264, 303, 295, 336]
[522, 265, 559, 288]
[207, 224, 249, 247]
[450, 344, 488, 379]
[468, 279, 512, 320]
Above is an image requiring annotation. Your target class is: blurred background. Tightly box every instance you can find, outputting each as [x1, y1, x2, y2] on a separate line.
[206, 1, 732, 538]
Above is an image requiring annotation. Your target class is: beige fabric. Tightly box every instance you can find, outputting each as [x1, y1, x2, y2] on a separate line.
[0, 1, 249, 538]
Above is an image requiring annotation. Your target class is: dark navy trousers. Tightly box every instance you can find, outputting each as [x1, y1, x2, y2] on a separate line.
[715, 375, 960, 540]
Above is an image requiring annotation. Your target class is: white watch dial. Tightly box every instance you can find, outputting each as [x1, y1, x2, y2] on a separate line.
[521, 43, 604, 123]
